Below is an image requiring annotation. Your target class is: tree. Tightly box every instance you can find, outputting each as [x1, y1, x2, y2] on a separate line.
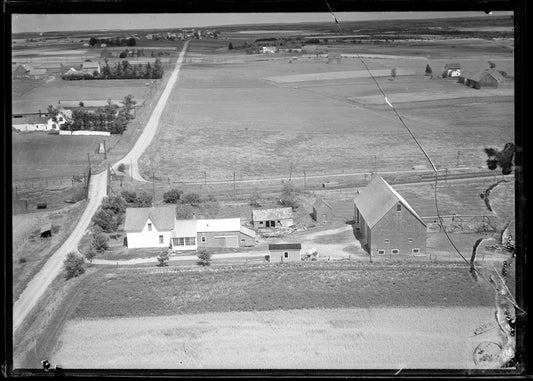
[118, 163, 126, 173]
[228, 42, 234, 50]
[64, 251, 85, 279]
[176, 204, 195, 219]
[489, 61, 496, 69]
[101, 195, 127, 216]
[92, 208, 119, 232]
[153, 58, 164, 79]
[119, 51, 127, 59]
[182, 193, 202, 206]
[89, 37, 98, 46]
[91, 231, 109, 253]
[121, 190, 137, 204]
[280, 181, 300, 209]
[163, 188, 184, 204]
[157, 249, 170, 266]
[84, 245, 97, 264]
[135, 192, 153, 207]
[79, 101, 85, 107]
[391, 68, 397, 79]
[425, 64, 432, 75]
[127, 37, 137, 46]
[197, 250, 212, 266]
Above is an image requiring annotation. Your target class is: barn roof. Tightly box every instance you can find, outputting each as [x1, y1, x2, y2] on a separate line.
[354, 176, 425, 229]
[269, 243, 301, 250]
[12, 115, 48, 125]
[252, 207, 293, 221]
[124, 206, 176, 232]
[467, 69, 505, 83]
[197, 218, 241, 233]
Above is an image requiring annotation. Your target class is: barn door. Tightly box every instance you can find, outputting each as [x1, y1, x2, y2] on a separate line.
[322, 214, 327, 224]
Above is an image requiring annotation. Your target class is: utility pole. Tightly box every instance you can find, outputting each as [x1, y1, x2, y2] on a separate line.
[103, 140, 107, 160]
[87, 153, 91, 169]
[445, 168, 448, 183]
[373, 155, 377, 174]
[303, 170, 307, 191]
[233, 171, 236, 196]
[152, 171, 156, 204]
[204, 171, 207, 185]
[456, 150, 461, 167]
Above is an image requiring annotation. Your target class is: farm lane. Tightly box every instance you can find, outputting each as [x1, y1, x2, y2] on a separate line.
[13, 171, 108, 333]
[112, 41, 190, 181]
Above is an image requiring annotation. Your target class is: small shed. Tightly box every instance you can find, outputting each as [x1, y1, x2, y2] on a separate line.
[312, 197, 332, 224]
[40, 223, 52, 238]
[312, 197, 354, 224]
[268, 243, 301, 263]
[252, 207, 293, 228]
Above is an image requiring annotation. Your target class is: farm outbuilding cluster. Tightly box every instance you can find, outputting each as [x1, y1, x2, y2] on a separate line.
[458, 68, 505, 89]
[124, 206, 256, 251]
[353, 176, 427, 257]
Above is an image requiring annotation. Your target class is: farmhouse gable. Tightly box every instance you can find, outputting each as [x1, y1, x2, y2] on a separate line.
[124, 206, 176, 232]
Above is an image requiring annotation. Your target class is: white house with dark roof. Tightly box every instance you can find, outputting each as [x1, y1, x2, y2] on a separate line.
[252, 207, 294, 228]
[354, 176, 427, 257]
[124, 206, 177, 249]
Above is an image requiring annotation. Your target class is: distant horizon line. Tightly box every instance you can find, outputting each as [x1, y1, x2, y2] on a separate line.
[12, 12, 512, 35]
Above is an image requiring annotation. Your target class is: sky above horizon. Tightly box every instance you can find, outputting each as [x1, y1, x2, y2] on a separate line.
[12, 11, 512, 34]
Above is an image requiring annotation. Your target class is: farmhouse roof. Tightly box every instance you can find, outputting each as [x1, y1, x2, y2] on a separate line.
[354, 176, 426, 229]
[197, 218, 241, 233]
[252, 207, 293, 221]
[269, 243, 301, 251]
[173, 219, 197, 237]
[444, 63, 461, 70]
[20, 64, 34, 72]
[82, 61, 100, 69]
[124, 206, 176, 232]
[12, 115, 48, 125]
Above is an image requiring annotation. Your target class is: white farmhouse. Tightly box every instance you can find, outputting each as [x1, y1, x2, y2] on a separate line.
[124, 206, 178, 249]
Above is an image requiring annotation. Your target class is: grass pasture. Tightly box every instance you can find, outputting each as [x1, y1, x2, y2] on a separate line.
[139, 38, 513, 183]
[51, 307, 500, 369]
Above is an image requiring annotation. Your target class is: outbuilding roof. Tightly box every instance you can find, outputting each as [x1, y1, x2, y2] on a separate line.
[313, 197, 331, 210]
[40, 223, 52, 234]
[354, 176, 425, 229]
[444, 63, 461, 70]
[12, 115, 48, 125]
[252, 207, 293, 221]
[197, 218, 241, 233]
[269, 243, 301, 251]
[124, 206, 176, 232]
[467, 69, 505, 83]
[173, 219, 197, 237]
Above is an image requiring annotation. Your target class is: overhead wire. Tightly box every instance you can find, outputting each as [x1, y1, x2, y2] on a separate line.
[322, 0, 523, 313]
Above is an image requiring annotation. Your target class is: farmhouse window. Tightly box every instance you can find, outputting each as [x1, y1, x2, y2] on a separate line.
[185, 237, 196, 246]
[355, 209, 359, 224]
[172, 237, 196, 246]
[391, 249, 399, 255]
[377, 250, 385, 255]
[148, 223, 152, 231]
[397, 204, 402, 211]
[159, 235, 164, 244]
[201, 235, 206, 243]
[259, 221, 263, 225]
[284, 252, 289, 258]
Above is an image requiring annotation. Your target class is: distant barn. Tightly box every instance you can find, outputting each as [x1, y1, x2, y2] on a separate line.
[459, 69, 505, 89]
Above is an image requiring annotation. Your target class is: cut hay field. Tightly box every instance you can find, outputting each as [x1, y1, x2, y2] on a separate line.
[51, 307, 501, 369]
[139, 39, 513, 182]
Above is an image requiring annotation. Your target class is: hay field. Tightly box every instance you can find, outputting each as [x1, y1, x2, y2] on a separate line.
[139, 39, 513, 182]
[51, 307, 501, 369]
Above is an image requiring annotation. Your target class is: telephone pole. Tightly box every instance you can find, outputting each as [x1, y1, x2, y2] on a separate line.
[457, 150, 461, 167]
[289, 165, 292, 181]
[303, 170, 307, 191]
[87, 153, 91, 169]
[233, 171, 236, 196]
[152, 171, 156, 204]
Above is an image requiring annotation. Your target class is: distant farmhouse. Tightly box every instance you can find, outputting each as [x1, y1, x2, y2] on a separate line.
[124, 206, 256, 250]
[12, 64, 48, 80]
[12, 110, 70, 132]
[458, 68, 505, 89]
[443, 63, 461, 77]
[252, 207, 294, 229]
[354, 176, 427, 257]
[81, 60, 101, 75]
[268, 243, 302, 263]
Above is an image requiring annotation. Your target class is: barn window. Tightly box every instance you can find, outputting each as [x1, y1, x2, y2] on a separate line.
[391, 249, 399, 254]
[259, 221, 263, 225]
[397, 204, 402, 211]
[147, 223, 152, 231]
[377, 250, 385, 255]
[159, 235, 164, 244]
[284, 252, 289, 258]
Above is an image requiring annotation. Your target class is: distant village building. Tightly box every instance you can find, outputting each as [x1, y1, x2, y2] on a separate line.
[11, 110, 65, 132]
[459, 68, 505, 89]
[354, 176, 427, 257]
[81, 60, 101, 75]
[261, 46, 278, 54]
[27, 68, 47, 80]
[12, 64, 33, 78]
[40, 223, 52, 238]
[268, 243, 302, 263]
[443, 63, 461, 77]
[252, 207, 294, 229]
[196, 218, 256, 249]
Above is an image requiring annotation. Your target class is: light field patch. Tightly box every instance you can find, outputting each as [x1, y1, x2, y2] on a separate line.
[350, 88, 514, 105]
[51, 307, 500, 369]
[263, 69, 416, 83]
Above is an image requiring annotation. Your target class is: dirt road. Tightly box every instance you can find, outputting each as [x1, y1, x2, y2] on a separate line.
[13, 171, 107, 333]
[13, 42, 191, 335]
[112, 41, 190, 181]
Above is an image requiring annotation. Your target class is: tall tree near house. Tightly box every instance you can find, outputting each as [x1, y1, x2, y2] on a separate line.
[391, 68, 397, 79]
[145, 62, 152, 79]
[425, 64, 432, 75]
[153, 58, 164, 79]
[89, 37, 98, 46]
[127, 37, 136, 46]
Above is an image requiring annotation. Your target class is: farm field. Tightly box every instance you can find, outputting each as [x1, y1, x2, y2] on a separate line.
[48, 260, 513, 369]
[51, 307, 500, 369]
[139, 38, 513, 183]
